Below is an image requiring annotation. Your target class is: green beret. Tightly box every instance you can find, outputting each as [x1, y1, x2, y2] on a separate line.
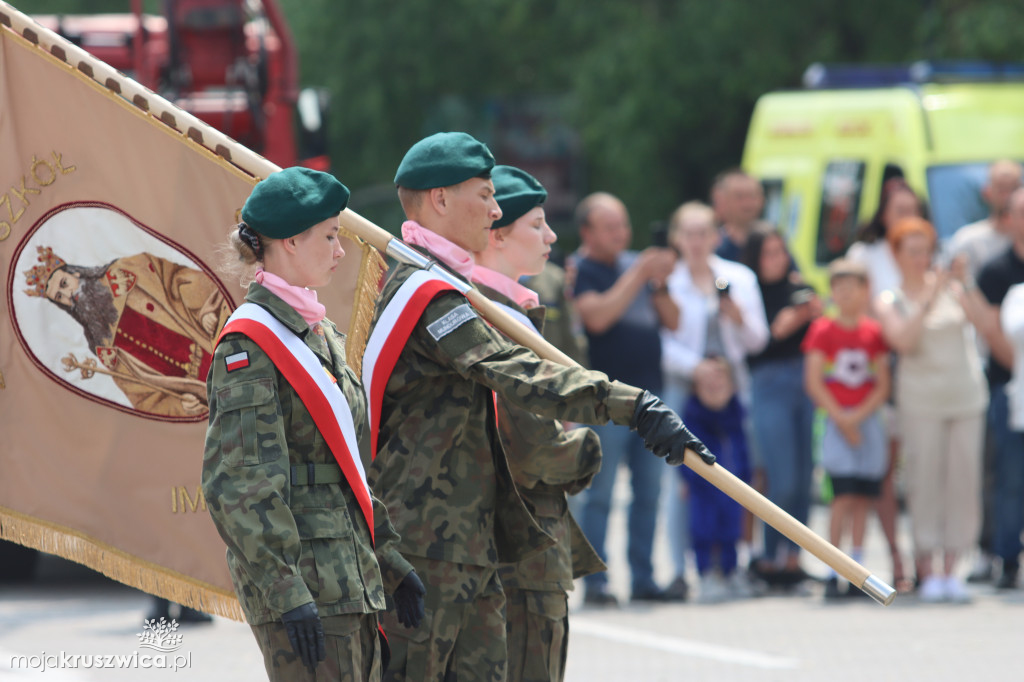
[394, 132, 495, 190]
[491, 165, 547, 228]
[241, 167, 349, 239]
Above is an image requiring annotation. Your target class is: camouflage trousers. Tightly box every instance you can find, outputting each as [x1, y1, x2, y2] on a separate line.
[504, 588, 569, 682]
[250, 611, 383, 682]
[380, 556, 507, 682]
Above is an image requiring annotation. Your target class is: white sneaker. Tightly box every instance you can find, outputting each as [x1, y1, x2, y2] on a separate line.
[944, 575, 972, 604]
[726, 570, 764, 599]
[699, 573, 731, 604]
[918, 575, 946, 603]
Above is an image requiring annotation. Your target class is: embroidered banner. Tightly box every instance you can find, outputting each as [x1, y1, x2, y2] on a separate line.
[0, 17, 362, 620]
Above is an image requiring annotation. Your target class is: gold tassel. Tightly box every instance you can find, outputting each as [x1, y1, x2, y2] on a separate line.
[341, 226, 387, 379]
[0, 506, 245, 621]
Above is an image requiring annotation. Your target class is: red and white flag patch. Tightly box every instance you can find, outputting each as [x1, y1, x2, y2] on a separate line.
[225, 351, 250, 372]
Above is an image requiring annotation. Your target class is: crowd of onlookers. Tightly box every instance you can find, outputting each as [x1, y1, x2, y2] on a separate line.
[551, 161, 1024, 605]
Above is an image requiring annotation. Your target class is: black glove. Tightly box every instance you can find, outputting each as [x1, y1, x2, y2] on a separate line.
[393, 570, 426, 629]
[280, 602, 326, 672]
[630, 390, 716, 466]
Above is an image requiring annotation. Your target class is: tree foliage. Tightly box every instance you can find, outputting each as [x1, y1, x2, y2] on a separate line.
[19, 0, 1024, 237]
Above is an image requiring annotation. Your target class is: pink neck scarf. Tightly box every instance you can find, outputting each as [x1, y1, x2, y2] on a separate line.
[255, 268, 326, 325]
[401, 220, 476, 280]
[471, 264, 539, 309]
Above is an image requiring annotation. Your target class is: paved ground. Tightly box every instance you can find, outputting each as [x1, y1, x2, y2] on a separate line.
[1, 471, 1020, 681]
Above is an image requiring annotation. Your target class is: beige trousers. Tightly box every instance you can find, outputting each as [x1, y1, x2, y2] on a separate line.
[900, 411, 985, 554]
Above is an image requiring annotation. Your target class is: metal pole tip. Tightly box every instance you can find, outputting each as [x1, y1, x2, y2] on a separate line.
[860, 574, 897, 606]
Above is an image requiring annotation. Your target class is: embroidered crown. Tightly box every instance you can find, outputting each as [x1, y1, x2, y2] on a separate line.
[23, 246, 66, 297]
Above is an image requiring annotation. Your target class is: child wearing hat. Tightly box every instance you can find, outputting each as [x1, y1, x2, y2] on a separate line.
[203, 167, 424, 681]
[802, 259, 891, 600]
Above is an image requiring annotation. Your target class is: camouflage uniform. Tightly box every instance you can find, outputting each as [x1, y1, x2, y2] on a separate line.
[522, 261, 588, 367]
[368, 249, 642, 682]
[477, 283, 606, 682]
[203, 283, 413, 682]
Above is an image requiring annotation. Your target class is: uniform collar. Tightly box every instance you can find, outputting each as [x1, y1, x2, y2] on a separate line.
[471, 264, 539, 309]
[245, 282, 314, 336]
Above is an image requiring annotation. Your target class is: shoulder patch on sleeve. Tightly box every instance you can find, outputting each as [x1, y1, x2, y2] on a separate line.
[426, 303, 478, 341]
[225, 351, 250, 372]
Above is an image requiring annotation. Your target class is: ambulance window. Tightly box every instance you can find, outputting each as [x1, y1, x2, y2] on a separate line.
[761, 179, 784, 228]
[817, 160, 865, 263]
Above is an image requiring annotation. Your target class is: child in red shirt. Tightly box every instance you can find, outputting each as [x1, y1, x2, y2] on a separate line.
[803, 259, 891, 599]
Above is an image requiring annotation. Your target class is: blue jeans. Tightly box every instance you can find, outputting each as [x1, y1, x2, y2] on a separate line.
[750, 357, 816, 562]
[580, 422, 664, 594]
[989, 383, 1024, 564]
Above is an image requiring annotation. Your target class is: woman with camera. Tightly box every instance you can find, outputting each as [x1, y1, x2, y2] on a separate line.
[660, 201, 769, 599]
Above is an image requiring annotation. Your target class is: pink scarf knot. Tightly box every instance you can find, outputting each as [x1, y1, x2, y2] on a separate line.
[401, 220, 476, 280]
[255, 268, 326, 325]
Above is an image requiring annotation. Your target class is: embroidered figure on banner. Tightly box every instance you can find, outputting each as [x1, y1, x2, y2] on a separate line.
[10, 203, 234, 421]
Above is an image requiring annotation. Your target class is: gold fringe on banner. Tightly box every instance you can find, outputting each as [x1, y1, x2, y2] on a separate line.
[0, 506, 245, 622]
[343, 227, 387, 379]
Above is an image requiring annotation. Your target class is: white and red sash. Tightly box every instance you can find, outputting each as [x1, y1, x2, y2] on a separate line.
[489, 300, 542, 337]
[218, 303, 375, 542]
[361, 270, 460, 457]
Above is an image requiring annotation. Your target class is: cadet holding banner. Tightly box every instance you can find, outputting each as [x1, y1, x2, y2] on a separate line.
[362, 133, 715, 682]
[471, 165, 607, 682]
[202, 168, 424, 682]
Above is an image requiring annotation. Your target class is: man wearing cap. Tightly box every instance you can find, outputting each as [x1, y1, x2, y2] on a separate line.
[203, 167, 424, 681]
[363, 134, 715, 682]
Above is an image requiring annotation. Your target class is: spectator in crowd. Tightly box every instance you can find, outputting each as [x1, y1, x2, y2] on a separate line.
[803, 260, 891, 600]
[946, 160, 1022, 584]
[876, 217, 987, 603]
[847, 178, 925, 299]
[662, 201, 769, 399]
[678, 358, 752, 602]
[741, 229, 821, 590]
[573, 192, 681, 605]
[967, 187, 1024, 589]
[1001, 283, 1024, 436]
[846, 177, 923, 592]
[712, 169, 769, 263]
[660, 201, 768, 593]
[947, 160, 1022, 279]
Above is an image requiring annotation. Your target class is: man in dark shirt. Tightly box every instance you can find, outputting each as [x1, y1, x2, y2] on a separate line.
[573, 192, 680, 604]
[974, 187, 1024, 589]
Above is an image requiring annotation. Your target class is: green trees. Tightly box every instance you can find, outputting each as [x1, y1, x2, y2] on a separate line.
[21, 0, 1024, 237]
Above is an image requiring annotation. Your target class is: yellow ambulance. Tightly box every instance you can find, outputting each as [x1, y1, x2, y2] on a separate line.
[742, 62, 1024, 291]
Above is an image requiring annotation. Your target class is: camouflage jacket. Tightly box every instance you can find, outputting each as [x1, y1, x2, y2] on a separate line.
[522, 261, 588, 367]
[202, 283, 413, 625]
[474, 283, 607, 592]
[366, 248, 641, 570]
